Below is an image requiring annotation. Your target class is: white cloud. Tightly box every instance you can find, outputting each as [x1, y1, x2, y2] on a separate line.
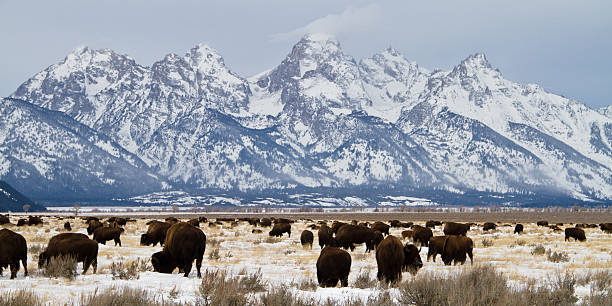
[271, 3, 382, 41]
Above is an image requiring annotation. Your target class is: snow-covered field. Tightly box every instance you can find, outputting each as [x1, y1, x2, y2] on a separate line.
[0, 215, 610, 305]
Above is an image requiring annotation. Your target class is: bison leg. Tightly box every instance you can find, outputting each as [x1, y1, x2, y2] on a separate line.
[115, 237, 121, 246]
[288, 231, 291, 237]
[21, 258, 28, 277]
[183, 262, 192, 277]
[341, 276, 348, 287]
[10, 263, 18, 279]
[467, 250, 473, 265]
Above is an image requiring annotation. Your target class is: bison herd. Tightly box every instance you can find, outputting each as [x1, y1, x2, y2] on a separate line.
[0, 214, 610, 288]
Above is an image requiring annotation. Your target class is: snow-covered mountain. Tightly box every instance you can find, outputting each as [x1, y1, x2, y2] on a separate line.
[0, 180, 46, 212]
[5, 34, 612, 205]
[600, 105, 612, 120]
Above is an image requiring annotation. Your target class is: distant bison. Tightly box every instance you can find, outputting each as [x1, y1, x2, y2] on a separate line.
[376, 235, 422, 284]
[27, 216, 42, 226]
[565, 227, 586, 242]
[93, 227, 123, 246]
[0, 215, 10, 225]
[443, 222, 470, 236]
[318, 224, 333, 248]
[16, 219, 26, 226]
[412, 225, 433, 247]
[141, 221, 172, 246]
[335, 224, 381, 252]
[537, 221, 549, 227]
[316, 247, 351, 287]
[510, 223, 523, 234]
[331, 221, 347, 234]
[0, 229, 28, 279]
[389, 220, 402, 228]
[427, 236, 447, 262]
[600, 223, 612, 234]
[39, 233, 98, 274]
[269, 223, 291, 237]
[300, 230, 314, 248]
[86, 219, 103, 235]
[483, 222, 497, 231]
[63, 222, 72, 231]
[401, 230, 414, 240]
[107, 217, 127, 226]
[371, 222, 390, 236]
[425, 220, 442, 228]
[441, 235, 473, 266]
[187, 218, 200, 227]
[259, 218, 272, 227]
[251, 229, 262, 234]
[152, 223, 206, 277]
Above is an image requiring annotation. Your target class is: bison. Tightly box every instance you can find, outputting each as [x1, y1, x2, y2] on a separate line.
[537, 220, 549, 227]
[412, 225, 433, 247]
[565, 227, 586, 242]
[331, 221, 347, 234]
[427, 236, 447, 262]
[187, 218, 200, 227]
[141, 221, 172, 246]
[401, 230, 414, 240]
[16, 219, 26, 226]
[600, 223, 612, 234]
[251, 229, 262, 234]
[483, 222, 497, 231]
[39, 233, 98, 274]
[443, 222, 470, 236]
[0, 229, 28, 279]
[335, 224, 381, 252]
[300, 230, 314, 248]
[151, 223, 206, 277]
[371, 222, 390, 236]
[63, 222, 72, 231]
[269, 223, 291, 237]
[259, 218, 272, 227]
[165, 217, 179, 225]
[441, 235, 473, 266]
[0, 215, 10, 225]
[93, 227, 122, 246]
[376, 235, 423, 284]
[27, 216, 43, 226]
[86, 219, 103, 235]
[514, 224, 524, 234]
[318, 224, 333, 248]
[316, 247, 351, 287]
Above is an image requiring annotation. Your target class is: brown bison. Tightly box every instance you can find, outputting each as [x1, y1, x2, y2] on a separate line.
[483, 222, 497, 231]
[16, 219, 26, 226]
[269, 223, 291, 237]
[107, 217, 127, 226]
[334, 224, 381, 252]
[372, 221, 390, 236]
[0, 229, 28, 279]
[441, 235, 473, 266]
[318, 224, 333, 248]
[27, 216, 43, 226]
[401, 230, 414, 240]
[86, 219, 103, 235]
[600, 223, 612, 233]
[412, 225, 433, 247]
[537, 220, 548, 227]
[151, 223, 206, 277]
[300, 230, 314, 248]
[443, 222, 470, 236]
[316, 246, 351, 287]
[39, 233, 98, 274]
[565, 227, 586, 242]
[0, 215, 10, 225]
[165, 217, 179, 225]
[187, 218, 200, 227]
[427, 236, 447, 262]
[252, 229, 262, 234]
[514, 224, 524, 234]
[273, 218, 292, 224]
[141, 221, 172, 246]
[376, 236, 423, 284]
[259, 218, 272, 227]
[63, 222, 72, 231]
[93, 227, 123, 246]
[389, 220, 402, 227]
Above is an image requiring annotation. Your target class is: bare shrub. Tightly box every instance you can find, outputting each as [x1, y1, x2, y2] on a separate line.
[546, 250, 569, 263]
[353, 269, 377, 289]
[208, 248, 220, 261]
[265, 237, 281, 244]
[28, 244, 43, 255]
[0, 289, 43, 306]
[481, 238, 494, 248]
[198, 269, 266, 306]
[531, 244, 546, 256]
[590, 270, 612, 292]
[110, 261, 140, 280]
[42, 254, 77, 279]
[290, 278, 318, 292]
[80, 286, 178, 306]
[259, 285, 315, 306]
[207, 238, 222, 247]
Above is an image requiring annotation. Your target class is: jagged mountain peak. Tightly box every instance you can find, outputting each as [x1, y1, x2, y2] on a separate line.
[185, 43, 226, 69]
[599, 105, 612, 119]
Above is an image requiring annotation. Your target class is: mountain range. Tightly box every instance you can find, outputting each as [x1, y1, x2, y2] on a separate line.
[2, 33, 611, 206]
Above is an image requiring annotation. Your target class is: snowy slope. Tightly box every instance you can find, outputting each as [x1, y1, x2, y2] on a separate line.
[0, 180, 46, 212]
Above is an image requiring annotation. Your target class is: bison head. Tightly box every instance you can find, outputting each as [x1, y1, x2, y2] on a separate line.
[402, 244, 423, 275]
[38, 252, 49, 269]
[152, 251, 176, 273]
[140, 234, 153, 246]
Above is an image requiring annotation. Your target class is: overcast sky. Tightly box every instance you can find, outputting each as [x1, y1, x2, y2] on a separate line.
[1, 0, 610, 109]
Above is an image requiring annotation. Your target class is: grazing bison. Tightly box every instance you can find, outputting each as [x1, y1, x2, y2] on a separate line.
[401, 230, 414, 240]
[441, 235, 473, 266]
[316, 247, 351, 287]
[93, 227, 122, 246]
[565, 227, 586, 242]
[27, 216, 43, 226]
[412, 225, 433, 247]
[251, 229, 262, 234]
[389, 220, 402, 227]
[269, 223, 291, 237]
[600, 223, 612, 234]
[64, 222, 72, 231]
[443, 222, 470, 236]
[259, 218, 272, 227]
[427, 236, 447, 262]
[86, 219, 103, 235]
[141, 221, 172, 246]
[0, 215, 10, 225]
[16, 219, 26, 226]
[372, 222, 390, 236]
[335, 224, 381, 252]
[549, 226, 563, 233]
[483, 222, 497, 231]
[151, 223, 206, 277]
[537, 221, 549, 227]
[301, 230, 314, 248]
[514, 224, 524, 234]
[318, 224, 333, 248]
[0, 229, 28, 279]
[39, 234, 98, 274]
[107, 217, 127, 226]
[331, 221, 347, 234]
[376, 236, 423, 284]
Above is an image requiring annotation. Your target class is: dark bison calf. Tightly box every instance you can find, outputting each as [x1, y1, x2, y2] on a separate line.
[152, 223, 206, 277]
[441, 235, 473, 266]
[141, 221, 172, 246]
[93, 227, 122, 246]
[0, 229, 28, 279]
[443, 222, 470, 236]
[376, 235, 422, 284]
[300, 230, 314, 248]
[565, 227, 586, 242]
[39, 233, 98, 274]
[514, 224, 524, 234]
[269, 223, 291, 237]
[316, 246, 351, 287]
[483, 222, 497, 231]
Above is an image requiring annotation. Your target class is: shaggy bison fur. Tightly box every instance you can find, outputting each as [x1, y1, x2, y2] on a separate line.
[269, 223, 291, 237]
[600, 223, 612, 234]
[441, 235, 473, 266]
[300, 230, 314, 248]
[39, 233, 98, 274]
[141, 221, 172, 246]
[443, 222, 470, 236]
[427, 235, 447, 262]
[316, 247, 351, 287]
[375, 236, 422, 284]
[0, 229, 28, 279]
[401, 230, 414, 240]
[334, 224, 381, 252]
[565, 227, 586, 242]
[412, 225, 433, 247]
[0, 215, 10, 225]
[371, 222, 390, 236]
[483, 222, 497, 231]
[318, 224, 333, 248]
[93, 227, 123, 246]
[151, 223, 207, 277]
[86, 219, 103, 235]
[514, 224, 524, 234]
